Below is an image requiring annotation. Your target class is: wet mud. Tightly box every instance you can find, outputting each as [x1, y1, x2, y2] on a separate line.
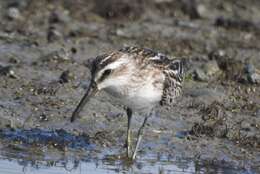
[0, 0, 259, 173]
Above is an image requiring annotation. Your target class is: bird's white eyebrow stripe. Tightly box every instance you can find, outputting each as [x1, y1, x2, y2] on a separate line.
[149, 55, 161, 60]
[100, 55, 111, 64]
[105, 54, 130, 70]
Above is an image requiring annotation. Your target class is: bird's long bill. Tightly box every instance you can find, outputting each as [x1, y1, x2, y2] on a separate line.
[71, 81, 97, 122]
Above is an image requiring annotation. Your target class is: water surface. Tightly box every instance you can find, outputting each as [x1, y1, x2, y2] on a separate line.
[0, 153, 254, 174]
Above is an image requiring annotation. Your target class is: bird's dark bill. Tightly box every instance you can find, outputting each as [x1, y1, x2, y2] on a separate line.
[71, 82, 97, 122]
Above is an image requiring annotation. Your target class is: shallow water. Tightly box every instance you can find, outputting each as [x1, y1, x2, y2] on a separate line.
[0, 153, 254, 174]
[0, 128, 256, 174]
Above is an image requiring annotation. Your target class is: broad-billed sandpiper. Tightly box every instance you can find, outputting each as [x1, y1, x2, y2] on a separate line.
[71, 46, 184, 160]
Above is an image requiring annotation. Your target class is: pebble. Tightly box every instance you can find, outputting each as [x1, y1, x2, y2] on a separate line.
[194, 68, 209, 82]
[193, 60, 220, 82]
[6, 7, 21, 20]
[208, 49, 226, 60]
[7, 0, 28, 8]
[94, 0, 142, 20]
[248, 72, 260, 84]
[0, 65, 18, 78]
[244, 63, 260, 84]
[213, 123, 228, 138]
[256, 109, 260, 118]
[49, 10, 70, 24]
[59, 70, 73, 84]
[39, 114, 48, 122]
[175, 130, 190, 139]
[215, 16, 257, 31]
[244, 63, 255, 74]
[47, 26, 62, 43]
[8, 56, 20, 64]
[180, 0, 201, 19]
[202, 60, 220, 76]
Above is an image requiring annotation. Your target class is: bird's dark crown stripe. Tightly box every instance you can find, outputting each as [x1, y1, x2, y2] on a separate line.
[91, 53, 116, 75]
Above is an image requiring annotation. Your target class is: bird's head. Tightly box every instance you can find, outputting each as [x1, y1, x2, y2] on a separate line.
[71, 53, 131, 122]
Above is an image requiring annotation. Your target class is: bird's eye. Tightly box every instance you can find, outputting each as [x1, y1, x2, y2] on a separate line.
[99, 69, 112, 82]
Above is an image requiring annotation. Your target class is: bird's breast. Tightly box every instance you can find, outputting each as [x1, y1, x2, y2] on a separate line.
[104, 68, 165, 112]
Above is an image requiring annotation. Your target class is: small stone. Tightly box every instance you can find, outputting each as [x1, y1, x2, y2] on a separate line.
[194, 68, 209, 82]
[215, 16, 256, 31]
[193, 60, 220, 82]
[49, 10, 70, 24]
[8, 56, 20, 64]
[248, 73, 260, 84]
[93, 0, 142, 20]
[208, 50, 226, 60]
[244, 63, 255, 74]
[239, 62, 260, 84]
[116, 29, 125, 36]
[59, 70, 73, 84]
[7, 7, 21, 20]
[47, 26, 62, 43]
[256, 109, 260, 118]
[7, 0, 28, 8]
[71, 47, 77, 54]
[39, 114, 48, 122]
[213, 123, 228, 138]
[181, 0, 201, 19]
[0, 65, 18, 78]
[197, 4, 206, 17]
[175, 130, 190, 139]
[202, 60, 220, 77]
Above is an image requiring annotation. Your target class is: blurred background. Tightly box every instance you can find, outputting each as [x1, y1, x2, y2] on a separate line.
[0, 0, 259, 173]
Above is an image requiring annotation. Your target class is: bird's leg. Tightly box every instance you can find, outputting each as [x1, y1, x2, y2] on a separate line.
[132, 115, 150, 160]
[126, 108, 132, 158]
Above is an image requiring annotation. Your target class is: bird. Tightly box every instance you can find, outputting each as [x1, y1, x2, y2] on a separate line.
[70, 46, 185, 160]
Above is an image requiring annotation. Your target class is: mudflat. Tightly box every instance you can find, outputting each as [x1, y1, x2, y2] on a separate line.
[0, 0, 259, 173]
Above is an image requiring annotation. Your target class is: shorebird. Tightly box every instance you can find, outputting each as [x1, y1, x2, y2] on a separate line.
[71, 46, 184, 160]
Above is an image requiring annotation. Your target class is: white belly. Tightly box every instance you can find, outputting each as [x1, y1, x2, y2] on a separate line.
[104, 77, 164, 112]
[128, 83, 162, 110]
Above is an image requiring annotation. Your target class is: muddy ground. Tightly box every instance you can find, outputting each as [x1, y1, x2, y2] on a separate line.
[0, 0, 259, 173]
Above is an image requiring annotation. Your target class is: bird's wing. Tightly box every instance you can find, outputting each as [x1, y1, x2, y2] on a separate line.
[119, 46, 184, 106]
[160, 59, 184, 106]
